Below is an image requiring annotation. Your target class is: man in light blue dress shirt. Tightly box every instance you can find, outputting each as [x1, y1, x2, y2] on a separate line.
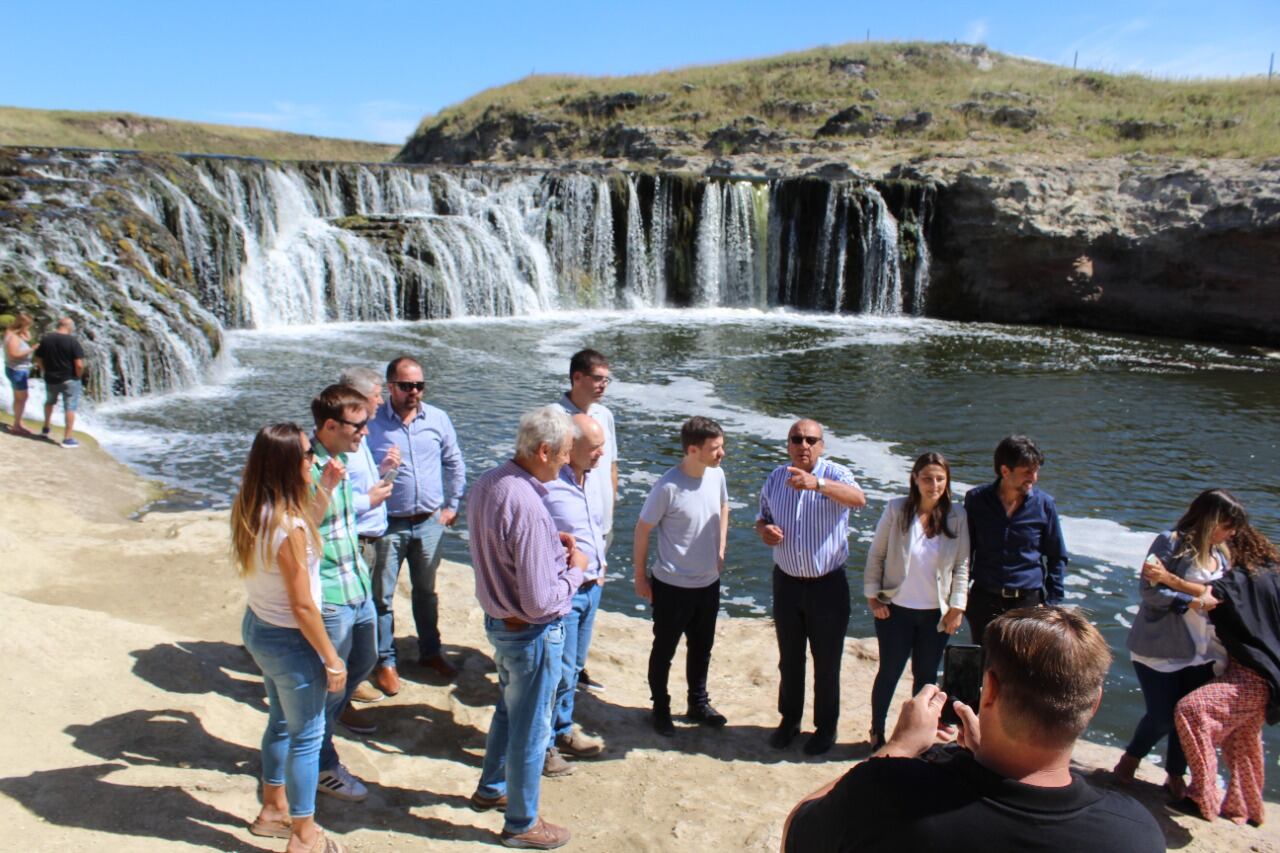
[540, 414, 611, 772]
[365, 356, 466, 690]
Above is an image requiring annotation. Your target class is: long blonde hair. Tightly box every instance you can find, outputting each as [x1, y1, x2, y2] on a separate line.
[5, 313, 32, 336]
[230, 423, 320, 576]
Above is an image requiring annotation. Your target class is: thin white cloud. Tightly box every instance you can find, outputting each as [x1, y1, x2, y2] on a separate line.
[964, 19, 989, 45]
[354, 100, 424, 144]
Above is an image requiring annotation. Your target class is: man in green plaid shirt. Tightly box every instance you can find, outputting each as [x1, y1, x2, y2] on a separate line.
[309, 384, 379, 803]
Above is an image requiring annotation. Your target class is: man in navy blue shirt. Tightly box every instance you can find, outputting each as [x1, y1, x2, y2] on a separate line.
[963, 435, 1068, 645]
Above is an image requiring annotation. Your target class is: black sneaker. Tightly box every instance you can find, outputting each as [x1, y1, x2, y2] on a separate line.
[686, 704, 727, 727]
[652, 705, 675, 737]
[769, 721, 800, 749]
[577, 669, 604, 691]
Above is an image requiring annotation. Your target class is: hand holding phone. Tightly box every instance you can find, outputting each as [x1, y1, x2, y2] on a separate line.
[380, 466, 399, 485]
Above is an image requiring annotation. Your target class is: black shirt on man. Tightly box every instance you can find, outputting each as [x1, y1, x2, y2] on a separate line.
[785, 747, 1163, 853]
[34, 332, 84, 384]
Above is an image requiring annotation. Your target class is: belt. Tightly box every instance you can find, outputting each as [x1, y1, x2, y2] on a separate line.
[358, 535, 381, 545]
[579, 579, 599, 591]
[773, 565, 843, 583]
[502, 616, 530, 631]
[393, 511, 436, 524]
[977, 585, 1039, 600]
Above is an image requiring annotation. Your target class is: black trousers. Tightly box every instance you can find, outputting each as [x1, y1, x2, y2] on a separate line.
[965, 586, 1044, 645]
[648, 575, 720, 709]
[773, 567, 850, 735]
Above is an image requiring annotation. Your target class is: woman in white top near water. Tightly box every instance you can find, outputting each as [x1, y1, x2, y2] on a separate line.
[232, 423, 350, 853]
[1114, 488, 1247, 800]
[863, 452, 970, 748]
[4, 313, 34, 435]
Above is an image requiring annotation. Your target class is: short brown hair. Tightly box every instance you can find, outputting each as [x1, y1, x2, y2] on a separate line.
[983, 607, 1111, 747]
[680, 416, 724, 451]
[311, 384, 368, 429]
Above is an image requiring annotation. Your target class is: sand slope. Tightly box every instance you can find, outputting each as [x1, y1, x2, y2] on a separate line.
[0, 430, 1275, 852]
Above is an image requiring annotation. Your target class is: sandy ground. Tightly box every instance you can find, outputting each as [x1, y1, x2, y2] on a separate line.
[0, 426, 1276, 852]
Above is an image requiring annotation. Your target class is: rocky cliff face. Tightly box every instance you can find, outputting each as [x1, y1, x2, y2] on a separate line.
[914, 156, 1280, 346]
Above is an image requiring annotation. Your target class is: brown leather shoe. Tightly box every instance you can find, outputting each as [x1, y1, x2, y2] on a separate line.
[542, 746, 574, 777]
[500, 817, 571, 849]
[469, 790, 508, 812]
[555, 725, 604, 758]
[338, 704, 377, 735]
[371, 664, 401, 696]
[350, 681, 384, 703]
[419, 653, 458, 680]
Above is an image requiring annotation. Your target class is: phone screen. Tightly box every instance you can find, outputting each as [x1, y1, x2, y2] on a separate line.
[940, 644, 983, 726]
[381, 467, 399, 484]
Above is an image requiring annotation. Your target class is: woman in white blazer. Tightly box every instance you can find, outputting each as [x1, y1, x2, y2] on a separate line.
[863, 452, 970, 748]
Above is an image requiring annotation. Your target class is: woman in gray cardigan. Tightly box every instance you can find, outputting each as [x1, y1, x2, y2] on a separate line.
[863, 452, 970, 748]
[1113, 488, 1247, 799]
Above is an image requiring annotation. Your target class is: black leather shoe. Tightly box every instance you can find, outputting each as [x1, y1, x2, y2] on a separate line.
[804, 730, 836, 756]
[686, 704, 727, 727]
[652, 705, 675, 736]
[769, 721, 800, 749]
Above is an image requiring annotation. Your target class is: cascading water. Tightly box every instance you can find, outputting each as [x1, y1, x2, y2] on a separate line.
[0, 148, 934, 402]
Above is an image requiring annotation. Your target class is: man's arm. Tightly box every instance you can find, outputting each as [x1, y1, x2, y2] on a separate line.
[786, 466, 866, 507]
[633, 519, 654, 602]
[718, 501, 729, 574]
[73, 357, 84, 380]
[611, 461, 619, 499]
[756, 476, 785, 546]
[1042, 498, 1068, 604]
[439, 414, 467, 525]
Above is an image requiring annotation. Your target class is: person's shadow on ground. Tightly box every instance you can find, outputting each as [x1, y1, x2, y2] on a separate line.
[62, 708, 494, 844]
[131, 641, 265, 708]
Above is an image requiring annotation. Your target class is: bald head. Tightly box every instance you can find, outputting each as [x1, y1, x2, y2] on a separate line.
[570, 413, 606, 475]
[56, 316, 75, 333]
[787, 418, 826, 472]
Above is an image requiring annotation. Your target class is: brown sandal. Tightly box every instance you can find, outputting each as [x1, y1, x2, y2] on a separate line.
[299, 828, 349, 853]
[249, 815, 292, 839]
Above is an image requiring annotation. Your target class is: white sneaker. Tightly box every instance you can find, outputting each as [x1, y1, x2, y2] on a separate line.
[317, 764, 368, 802]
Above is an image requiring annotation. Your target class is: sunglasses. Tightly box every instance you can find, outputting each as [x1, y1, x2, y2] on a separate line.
[336, 416, 369, 431]
[303, 448, 316, 460]
[393, 381, 426, 392]
[789, 435, 822, 446]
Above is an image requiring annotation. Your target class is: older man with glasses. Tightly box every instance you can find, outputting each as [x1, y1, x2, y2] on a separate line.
[365, 356, 467, 695]
[755, 419, 866, 756]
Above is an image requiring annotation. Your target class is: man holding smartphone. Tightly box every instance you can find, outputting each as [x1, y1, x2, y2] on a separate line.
[963, 435, 1068, 645]
[755, 419, 866, 756]
[782, 607, 1163, 852]
[366, 356, 467, 691]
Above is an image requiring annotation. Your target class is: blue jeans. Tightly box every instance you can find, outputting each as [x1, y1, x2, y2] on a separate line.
[477, 617, 564, 835]
[242, 608, 328, 819]
[1126, 660, 1215, 777]
[374, 515, 446, 665]
[319, 596, 378, 772]
[5, 365, 29, 392]
[549, 582, 602, 742]
[870, 603, 950, 736]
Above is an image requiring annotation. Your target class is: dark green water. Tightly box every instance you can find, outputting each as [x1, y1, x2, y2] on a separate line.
[92, 309, 1280, 789]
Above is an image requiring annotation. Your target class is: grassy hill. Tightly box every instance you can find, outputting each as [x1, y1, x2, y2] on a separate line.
[0, 106, 398, 162]
[404, 41, 1279, 163]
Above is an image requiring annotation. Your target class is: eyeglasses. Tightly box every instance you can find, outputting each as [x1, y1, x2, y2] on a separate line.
[336, 416, 369, 431]
[789, 435, 822, 446]
[577, 372, 612, 386]
[393, 381, 426, 393]
[303, 448, 316, 460]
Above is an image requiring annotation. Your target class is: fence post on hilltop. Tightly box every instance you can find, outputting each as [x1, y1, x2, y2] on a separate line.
[1073, 50, 1078, 70]
[1269, 52, 1275, 84]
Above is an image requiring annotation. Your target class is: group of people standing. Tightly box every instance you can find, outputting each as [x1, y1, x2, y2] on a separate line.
[225, 340, 1275, 852]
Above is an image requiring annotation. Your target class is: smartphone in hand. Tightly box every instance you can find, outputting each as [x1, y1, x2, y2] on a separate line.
[380, 467, 399, 485]
[940, 644, 983, 726]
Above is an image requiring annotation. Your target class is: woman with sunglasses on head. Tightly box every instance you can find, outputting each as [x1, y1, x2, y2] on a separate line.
[1171, 524, 1280, 826]
[1113, 488, 1247, 800]
[233, 423, 350, 853]
[863, 452, 970, 749]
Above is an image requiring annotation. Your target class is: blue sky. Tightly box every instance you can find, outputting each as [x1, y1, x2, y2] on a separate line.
[2, 1, 1276, 143]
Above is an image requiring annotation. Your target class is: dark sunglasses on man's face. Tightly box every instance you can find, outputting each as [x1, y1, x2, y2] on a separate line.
[393, 381, 426, 393]
[337, 416, 369, 431]
[789, 434, 822, 446]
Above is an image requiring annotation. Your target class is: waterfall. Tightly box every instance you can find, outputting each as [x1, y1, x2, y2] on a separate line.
[860, 187, 904, 315]
[1, 148, 934, 402]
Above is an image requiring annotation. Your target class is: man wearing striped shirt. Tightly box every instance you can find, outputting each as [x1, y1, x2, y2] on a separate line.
[309, 384, 380, 802]
[755, 419, 866, 756]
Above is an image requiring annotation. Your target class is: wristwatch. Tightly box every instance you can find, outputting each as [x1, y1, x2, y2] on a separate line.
[815, 477, 826, 493]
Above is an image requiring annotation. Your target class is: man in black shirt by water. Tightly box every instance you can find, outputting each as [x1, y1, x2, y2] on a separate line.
[782, 607, 1164, 853]
[34, 316, 86, 449]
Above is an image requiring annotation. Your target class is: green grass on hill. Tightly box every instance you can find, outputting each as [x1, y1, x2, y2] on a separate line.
[0, 106, 398, 162]
[412, 42, 1280, 161]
